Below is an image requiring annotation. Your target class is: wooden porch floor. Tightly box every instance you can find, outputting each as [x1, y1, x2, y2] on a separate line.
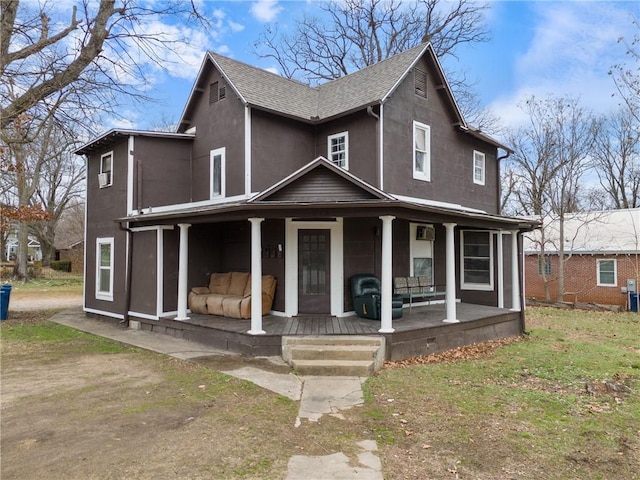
[145, 302, 523, 361]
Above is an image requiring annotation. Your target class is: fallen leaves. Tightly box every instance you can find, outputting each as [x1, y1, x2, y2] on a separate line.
[384, 336, 523, 368]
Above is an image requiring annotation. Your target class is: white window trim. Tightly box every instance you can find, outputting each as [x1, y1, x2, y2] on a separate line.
[210, 147, 226, 199]
[597, 258, 617, 286]
[460, 230, 494, 291]
[473, 150, 485, 185]
[95, 237, 114, 301]
[412, 121, 431, 182]
[328, 131, 349, 170]
[100, 151, 113, 188]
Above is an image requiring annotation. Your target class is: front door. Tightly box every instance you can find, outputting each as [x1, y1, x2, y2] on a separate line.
[298, 229, 331, 314]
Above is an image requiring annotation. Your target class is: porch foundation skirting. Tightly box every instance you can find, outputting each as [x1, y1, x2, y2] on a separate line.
[122, 303, 522, 360]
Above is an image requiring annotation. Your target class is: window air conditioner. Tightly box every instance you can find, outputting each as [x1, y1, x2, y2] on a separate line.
[416, 225, 435, 241]
[98, 173, 109, 188]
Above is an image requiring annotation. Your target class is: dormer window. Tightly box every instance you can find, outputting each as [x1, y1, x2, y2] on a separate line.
[328, 131, 349, 169]
[415, 68, 427, 98]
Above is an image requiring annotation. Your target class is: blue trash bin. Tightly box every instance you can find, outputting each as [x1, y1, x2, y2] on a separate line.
[630, 292, 639, 313]
[0, 284, 12, 321]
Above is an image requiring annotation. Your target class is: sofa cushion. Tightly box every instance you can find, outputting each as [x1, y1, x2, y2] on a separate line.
[222, 296, 243, 319]
[228, 272, 249, 296]
[208, 272, 231, 295]
[206, 294, 226, 316]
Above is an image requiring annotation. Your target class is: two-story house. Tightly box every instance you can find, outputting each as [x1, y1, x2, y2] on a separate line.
[76, 43, 535, 360]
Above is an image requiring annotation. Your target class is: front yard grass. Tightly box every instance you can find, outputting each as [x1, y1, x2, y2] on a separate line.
[363, 307, 640, 479]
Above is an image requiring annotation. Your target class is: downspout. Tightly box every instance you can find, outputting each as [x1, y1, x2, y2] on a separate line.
[497, 149, 511, 215]
[118, 221, 133, 326]
[517, 230, 529, 335]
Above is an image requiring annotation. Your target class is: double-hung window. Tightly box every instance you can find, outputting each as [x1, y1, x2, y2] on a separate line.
[96, 237, 114, 301]
[597, 259, 617, 286]
[328, 132, 348, 169]
[461, 230, 493, 290]
[99, 152, 113, 188]
[473, 151, 485, 185]
[413, 121, 430, 181]
[210, 147, 226, 198]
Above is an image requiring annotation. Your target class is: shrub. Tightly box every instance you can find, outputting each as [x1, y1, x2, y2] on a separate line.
[50, 260, 72, 272]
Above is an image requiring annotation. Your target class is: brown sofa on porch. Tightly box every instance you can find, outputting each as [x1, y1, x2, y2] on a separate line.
[188, 272, 277, 319]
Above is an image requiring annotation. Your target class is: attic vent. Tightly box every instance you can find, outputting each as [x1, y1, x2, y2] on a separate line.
[209, 81, 226, 104]
[415, 68, 427, 98]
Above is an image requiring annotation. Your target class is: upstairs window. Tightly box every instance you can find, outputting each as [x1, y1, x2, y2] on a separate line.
[99, 152, 113, 188]
[414, 68, 427, 98]
[473, 151, 485, 185]
[328, 132, 349, 169]
[461, 230, 493, 290]
[597, 259, 617, 286]
[413, 121, 431, 181]
[96, 237, 114, 301]
[210, 147, 226, 198]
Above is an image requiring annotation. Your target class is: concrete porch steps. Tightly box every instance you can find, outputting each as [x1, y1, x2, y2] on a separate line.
[282, 335, 385, 377]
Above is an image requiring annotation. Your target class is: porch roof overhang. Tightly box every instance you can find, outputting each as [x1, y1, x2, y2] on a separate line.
[118, 196, 538, 232]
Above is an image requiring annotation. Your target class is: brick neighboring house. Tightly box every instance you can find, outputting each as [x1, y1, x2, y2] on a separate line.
[524, 209, 640, 309]
[56, 240, 85, 274]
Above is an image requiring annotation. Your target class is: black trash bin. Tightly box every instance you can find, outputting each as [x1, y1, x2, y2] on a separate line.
[629, 292, 639, 313]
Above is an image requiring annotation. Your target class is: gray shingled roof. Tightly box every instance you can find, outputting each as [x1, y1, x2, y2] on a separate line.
[209, 43, 429, 122]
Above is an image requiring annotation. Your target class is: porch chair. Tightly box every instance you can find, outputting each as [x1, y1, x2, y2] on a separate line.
[350, 274, 403, 320]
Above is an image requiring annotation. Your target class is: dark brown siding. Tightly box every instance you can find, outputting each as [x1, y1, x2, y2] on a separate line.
[315, 111, 379, 187]
[84, 139, 130, 315]
[163, 228, 180, 312]
[188, 66, 246, 200]
[382, 56, 500, 213]
[251, 110, 315, 191]
[130, 230, 157, 315]
[262, 219, 285, 311]
[343, 218, 381, 311]
[134, 137, 192, 209]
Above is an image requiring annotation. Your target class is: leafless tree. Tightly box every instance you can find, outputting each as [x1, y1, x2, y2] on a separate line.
[504, 96, 595, 300]
[609, 15, 639, 123]
[254, 0, 494, 129]
[0, 0, 207, 129]
[592, 108, 640, 209]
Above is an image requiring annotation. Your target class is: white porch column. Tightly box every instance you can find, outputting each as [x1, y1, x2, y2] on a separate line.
[175, 223, 191, 321]
[443, 222, 459, 323]
[510, 230, 522, 311]
[497, 231, 505, 309]
[378, 215, 395, 333]
[248, 218, 266, 335]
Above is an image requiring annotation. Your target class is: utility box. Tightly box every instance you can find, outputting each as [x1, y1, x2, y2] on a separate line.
[627, 279, 636, 293]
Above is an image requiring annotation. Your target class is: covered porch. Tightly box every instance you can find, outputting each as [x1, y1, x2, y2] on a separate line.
[134, 302, 523, 361]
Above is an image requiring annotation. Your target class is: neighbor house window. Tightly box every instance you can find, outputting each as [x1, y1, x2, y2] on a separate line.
[99, 152, 113, 188]
[538, 256, 552, 276]
[413, 121, 431, 181]
[210, 147, 226, 198]
[328, 132, 348, 169]
[410, 223, 434, 285]
[461, 230, 493, 290]
[96, 237, 114, 301]
[473, 151, 485, 185]
[597, 259, 617, 286]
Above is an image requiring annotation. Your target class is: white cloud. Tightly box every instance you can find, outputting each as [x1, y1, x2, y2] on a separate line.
[228, 20, 245, 33]
[264, 66, 280, 75]
[250, 0, 284, 22]
[492, 2, 637, 127]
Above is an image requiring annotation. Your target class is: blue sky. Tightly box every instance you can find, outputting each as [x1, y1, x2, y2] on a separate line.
[112, 0, 639, 131]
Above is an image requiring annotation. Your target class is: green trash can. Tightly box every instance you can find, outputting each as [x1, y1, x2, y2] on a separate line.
[0, 284, 12, 321]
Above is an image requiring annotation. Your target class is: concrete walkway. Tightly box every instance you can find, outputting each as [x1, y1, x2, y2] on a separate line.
[49, 307, 383, 480]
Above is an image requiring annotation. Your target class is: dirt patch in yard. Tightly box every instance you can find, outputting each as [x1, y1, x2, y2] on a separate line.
[0, 314, 370, 480]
